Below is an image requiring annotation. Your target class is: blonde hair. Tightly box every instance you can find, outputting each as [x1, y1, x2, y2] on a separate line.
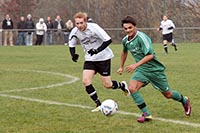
[65, 19, 74, 29]
[73, 12, 87, 22]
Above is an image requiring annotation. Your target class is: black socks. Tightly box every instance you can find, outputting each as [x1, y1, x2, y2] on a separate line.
[85, 84, 101, 106]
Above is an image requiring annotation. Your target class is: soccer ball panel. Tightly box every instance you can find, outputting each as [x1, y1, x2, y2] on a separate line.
[100, 99, 118, 116]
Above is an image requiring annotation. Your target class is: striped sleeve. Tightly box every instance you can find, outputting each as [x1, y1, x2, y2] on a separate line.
[68, 27, 78, 47]
[138, 32, 152, 55]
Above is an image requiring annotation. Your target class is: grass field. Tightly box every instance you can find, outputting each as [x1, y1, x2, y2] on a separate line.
[0, 43, 200, 133]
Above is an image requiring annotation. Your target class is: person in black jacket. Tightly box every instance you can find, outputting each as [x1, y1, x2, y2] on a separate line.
[16, 16, 26, 45]
[2, 14, 14, 46]
[53, 15, 64, 45]
[45, 16, 53, 45]
[25, 14, 35, 46]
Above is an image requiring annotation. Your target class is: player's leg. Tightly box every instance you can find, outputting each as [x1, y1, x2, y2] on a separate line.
[97, 59, 130, 96]
[82, 61, 102, 112]
[129, 71, 152, 122]
[171, 38, 178, 51]
[163, 34, 172, 54]
[150, 71, 191, 116]
[162, 90, 191, 116]
[163, 40, 168, 54]
[82, 69, 101, 112]
[129, 80, 152, 123]
[100, 76, 130, 96]
[168, 33, 177, 51]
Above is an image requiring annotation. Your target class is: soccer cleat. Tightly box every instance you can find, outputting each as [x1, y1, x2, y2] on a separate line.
[91, 106, 101, 112]
[182, 97, 191, 116]
[121, 81, 131, 96]
[137, 112, 153, 123]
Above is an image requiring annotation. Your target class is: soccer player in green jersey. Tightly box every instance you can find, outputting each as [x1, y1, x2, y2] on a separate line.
[117, 16, 191, 123]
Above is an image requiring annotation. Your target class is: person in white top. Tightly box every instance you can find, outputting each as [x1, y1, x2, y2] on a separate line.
[35, 18, 47, 45]
[68, 12, 130, 112]
[157, 15, 177, 54]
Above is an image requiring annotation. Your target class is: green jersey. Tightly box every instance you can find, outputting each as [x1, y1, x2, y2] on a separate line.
[122, 31, 165, 72]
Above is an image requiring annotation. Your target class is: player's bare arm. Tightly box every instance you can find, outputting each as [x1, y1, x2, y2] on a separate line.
[125, 54, 154, 73]
[117, 51, 128, 75]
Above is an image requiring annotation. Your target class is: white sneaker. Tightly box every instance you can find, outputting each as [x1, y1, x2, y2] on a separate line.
[91, 106, 101, 112]
[121, 81, 131, 96]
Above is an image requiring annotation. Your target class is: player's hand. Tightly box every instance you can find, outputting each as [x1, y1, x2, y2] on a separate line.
[125, 64, 137, 73]
[117, 67, 123, 75]
[88, 49, 98, 56]
[72, 54, 79, 62]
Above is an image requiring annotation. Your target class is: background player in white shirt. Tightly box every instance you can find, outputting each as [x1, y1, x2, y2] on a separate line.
[68, 12, 130, 112]
[157, 15, 177, 54]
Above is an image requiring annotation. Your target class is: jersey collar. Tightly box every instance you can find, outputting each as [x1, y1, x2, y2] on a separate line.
[126, 30, 139, 42]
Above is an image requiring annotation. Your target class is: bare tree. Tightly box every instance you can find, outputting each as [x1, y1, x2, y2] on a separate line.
[181, 0, 200, 17]
[0, 0, 38, 25]
[0, 0, 199, 42]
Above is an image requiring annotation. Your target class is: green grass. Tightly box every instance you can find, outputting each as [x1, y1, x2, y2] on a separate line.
[0, 43, 199, 133]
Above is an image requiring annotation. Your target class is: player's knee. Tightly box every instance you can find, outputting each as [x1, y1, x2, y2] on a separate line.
[163, 40, 167, 44]
[128, 81, 143, 93]
[162, 91, 172, 99]
[128, 85, 137, 93]
[82, 78, 92, 86]
[102, 81, 112, 89]
[164, 95, 171, 99]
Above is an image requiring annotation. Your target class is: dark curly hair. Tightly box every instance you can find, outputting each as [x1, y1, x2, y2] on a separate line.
[121, 16, 137, 27]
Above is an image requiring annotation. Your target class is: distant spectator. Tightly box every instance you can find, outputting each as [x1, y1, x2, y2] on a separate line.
[53, 15, 64, 45]
[2, 14, 14, 46]
[0, 21, 2, 46]
[25, 14, 35, 46]
[64, 19, 74, 45]
[87, 17, 93, 23]
[35, 18, 47, 45]
[16, 16, 26, 45]
[45, 16, 53, 45]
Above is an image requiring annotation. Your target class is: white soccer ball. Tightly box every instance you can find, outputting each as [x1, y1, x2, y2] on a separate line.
[100, 99, 118, 116]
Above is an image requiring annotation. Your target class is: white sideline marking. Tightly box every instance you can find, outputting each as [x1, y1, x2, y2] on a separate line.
[0, 93, 199, 128]
[0, 69, 79, 93]
[0, 94, 91, 109]
[0, 81, 77, 93]
[118, 111, 200, 128]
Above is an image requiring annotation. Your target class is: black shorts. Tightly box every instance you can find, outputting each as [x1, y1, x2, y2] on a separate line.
[163, 33, 173, 42]
[83, 59, 111, 76]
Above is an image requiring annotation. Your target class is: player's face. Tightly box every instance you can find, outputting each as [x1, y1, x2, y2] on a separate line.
[75, 18, 87, 31]
[163, 15, 168, 21]
[123, 23, 137, 39]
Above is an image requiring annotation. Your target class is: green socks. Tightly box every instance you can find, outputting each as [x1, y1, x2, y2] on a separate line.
[131, 91, 150, 115]
[131, 90, 187, 115]
[172, 90, 187, 105]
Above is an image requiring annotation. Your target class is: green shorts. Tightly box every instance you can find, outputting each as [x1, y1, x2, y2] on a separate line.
[131, 70, 170, 92]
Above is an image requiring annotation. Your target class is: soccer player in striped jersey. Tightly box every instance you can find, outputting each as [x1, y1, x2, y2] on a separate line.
[118, 16, 191, 123]
[157, 15, 177, 54]
[68, 12, 130, 112]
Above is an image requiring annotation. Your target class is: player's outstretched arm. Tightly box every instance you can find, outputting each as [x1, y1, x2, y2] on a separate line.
[88, 39, 112, 56]
[117, 51, 128, 75]
[69, 47, 79, 62]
